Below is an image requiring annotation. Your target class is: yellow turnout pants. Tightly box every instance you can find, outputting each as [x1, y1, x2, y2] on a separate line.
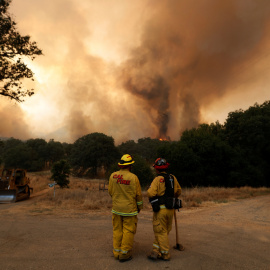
[112, 214, 138, 258]
[152, 208, 174, 257]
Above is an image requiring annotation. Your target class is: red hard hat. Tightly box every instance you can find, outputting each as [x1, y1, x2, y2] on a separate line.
[153, 158, 169, 170]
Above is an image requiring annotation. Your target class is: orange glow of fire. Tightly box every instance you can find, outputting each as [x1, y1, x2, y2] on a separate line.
[158, 136, 171, 141]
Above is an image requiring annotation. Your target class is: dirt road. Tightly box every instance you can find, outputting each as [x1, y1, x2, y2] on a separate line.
[0, 195, 269, 270]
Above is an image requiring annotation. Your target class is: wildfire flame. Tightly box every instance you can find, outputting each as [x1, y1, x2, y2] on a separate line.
[159, 136, 171, 141]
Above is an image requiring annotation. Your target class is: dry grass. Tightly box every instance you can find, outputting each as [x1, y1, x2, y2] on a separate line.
[28, 171, 51, 193]
[26, 171, 270, 214]
[37, 189, 112, 211]
[29, 171, 111, 214]
[181, 186, 270, 208]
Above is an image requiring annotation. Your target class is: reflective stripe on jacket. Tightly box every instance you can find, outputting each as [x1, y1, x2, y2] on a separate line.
[147, 172, 181, 198]
[109, 168, 143, 216]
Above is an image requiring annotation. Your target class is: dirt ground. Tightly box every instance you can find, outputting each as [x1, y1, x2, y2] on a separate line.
[0, 195, 270, 270]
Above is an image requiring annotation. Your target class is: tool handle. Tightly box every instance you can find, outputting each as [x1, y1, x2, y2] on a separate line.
[174, 209, 179, 244]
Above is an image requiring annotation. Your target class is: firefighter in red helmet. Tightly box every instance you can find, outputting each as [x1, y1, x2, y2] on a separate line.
[109, 154, 143, 262]
[147, 158, 182, 261]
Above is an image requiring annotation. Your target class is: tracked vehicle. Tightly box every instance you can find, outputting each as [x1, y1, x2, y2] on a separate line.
[0, 168, 33, 203]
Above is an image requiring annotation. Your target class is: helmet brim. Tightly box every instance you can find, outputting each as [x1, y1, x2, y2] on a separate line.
[118, 160, 135, 166]
[153, 164, 169, 170]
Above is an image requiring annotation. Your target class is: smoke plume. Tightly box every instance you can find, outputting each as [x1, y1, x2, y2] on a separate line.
[120, 0, 270, 139]
[0, 100, 31, 139]
[2, 0, 269, 143]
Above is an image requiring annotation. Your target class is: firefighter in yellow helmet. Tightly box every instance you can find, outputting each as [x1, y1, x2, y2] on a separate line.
[147, 158, 183, 261]
[108, 154, 143, 262]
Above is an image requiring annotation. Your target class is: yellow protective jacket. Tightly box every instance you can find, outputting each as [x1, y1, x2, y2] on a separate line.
[147, 172, 181, 200]
[109, 168, 143, 216]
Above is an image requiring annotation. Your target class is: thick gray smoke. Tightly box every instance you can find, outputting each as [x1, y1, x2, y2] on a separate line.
[124, 74, 170, 138]
[2, 0, 270, 143]
[0, 101, 31, 139]
[120, 0, 270, 138]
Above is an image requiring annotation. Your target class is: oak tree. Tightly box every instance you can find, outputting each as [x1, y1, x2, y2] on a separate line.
[70, 133, 119, 177]
[0, 0, 42, 102]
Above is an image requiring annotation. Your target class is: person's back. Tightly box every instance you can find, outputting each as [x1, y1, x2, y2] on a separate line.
[147, 158, 182, 261]
[108, 154, 143, 262]
[109, 168, 142, 216]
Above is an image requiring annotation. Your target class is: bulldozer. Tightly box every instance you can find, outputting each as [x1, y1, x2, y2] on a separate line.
[0, 168, 33, 203]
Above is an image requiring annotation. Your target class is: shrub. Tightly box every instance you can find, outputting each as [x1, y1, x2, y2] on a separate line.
[51, 160, 71, 188]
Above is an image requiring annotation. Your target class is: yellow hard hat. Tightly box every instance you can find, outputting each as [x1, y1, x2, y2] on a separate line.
[118, 154, 135, 166]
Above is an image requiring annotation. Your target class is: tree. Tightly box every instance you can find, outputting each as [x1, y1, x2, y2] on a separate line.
[162, 141, 203, 187]
[137, 137, 168, 161]
[118, 137, 171, 162]
[46, 139, 65, 166]
[223, 101, 270, 186]
[157, 124, 235, 187]
[70, 133, 119, 177]
[50, 160, 71, 188]
[26, 138, 48, 171]
[62, 142, 73, 157]
[2, 139, 32, 169]
[118, 140, 140, 156]
[0, 0, 42, 102]
[132, 154, 154, 188]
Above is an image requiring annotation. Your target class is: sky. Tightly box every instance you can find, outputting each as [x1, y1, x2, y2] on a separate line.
[1, 0, 270, 144]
